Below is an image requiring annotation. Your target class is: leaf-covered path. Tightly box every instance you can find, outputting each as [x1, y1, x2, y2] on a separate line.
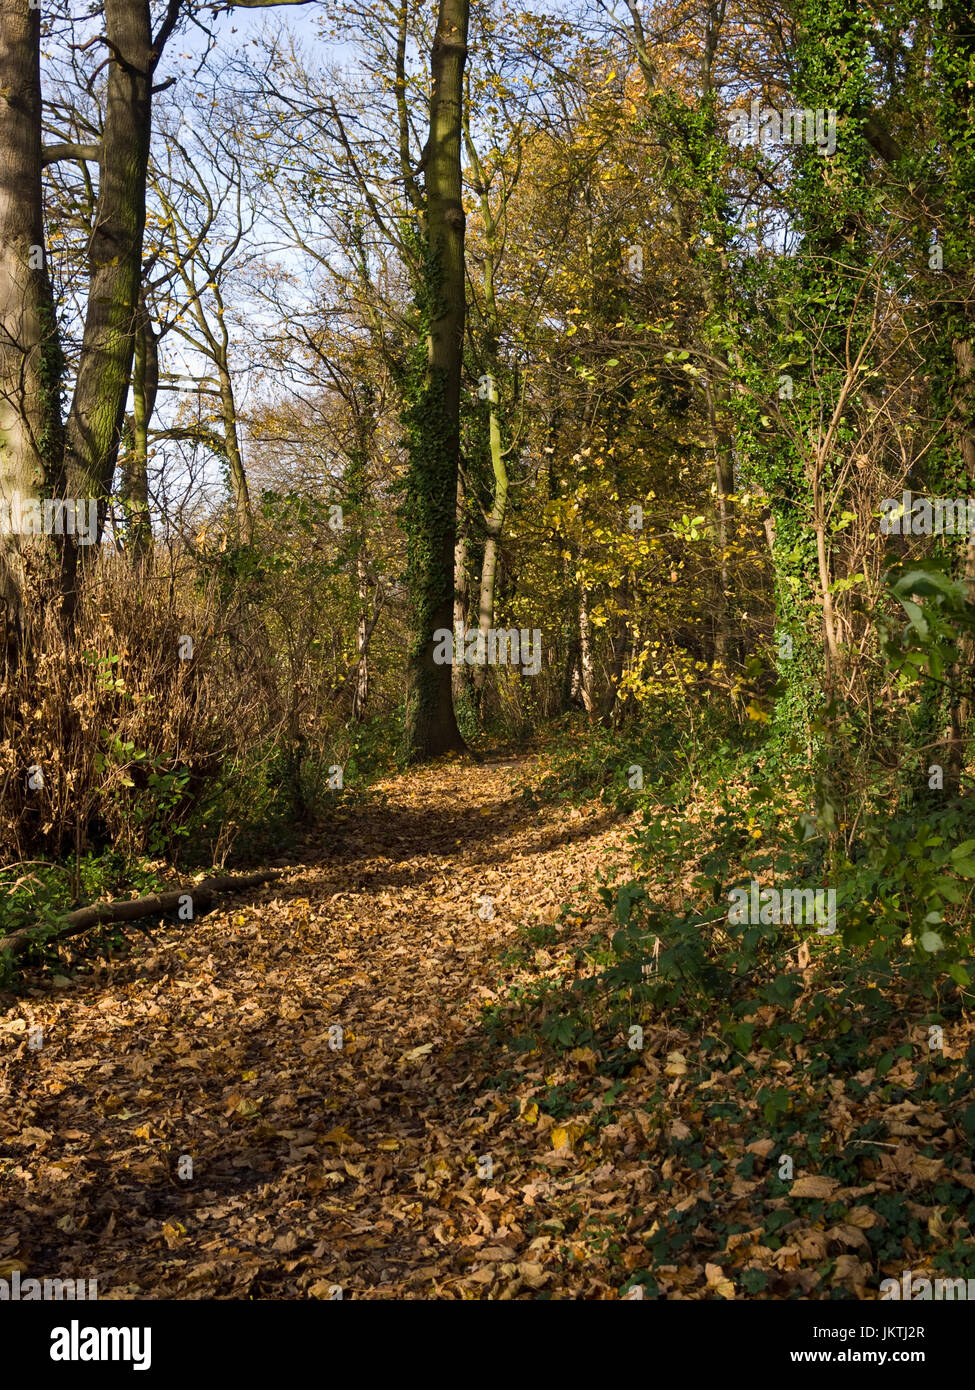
[0, 757, 638, 1299]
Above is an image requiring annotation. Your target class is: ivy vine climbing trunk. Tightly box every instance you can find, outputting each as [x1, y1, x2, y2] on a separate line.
[861, 2, 975, 796]
[402, 0, 470, 761]
[935, 0, 975, 794]
[346, 386, 377, 723]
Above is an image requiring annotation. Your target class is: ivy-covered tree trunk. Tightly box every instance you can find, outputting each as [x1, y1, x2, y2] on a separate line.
[346, 390, 376, 723]
[0, 0, 66, 668]
[736, 0, 871, 750]
[935, 0, 975, 793]
[402, 0, 470, 761]
[862, 2, 975, 796]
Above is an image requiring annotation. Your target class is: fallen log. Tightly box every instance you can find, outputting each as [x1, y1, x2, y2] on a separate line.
[0, 869, 289, 960]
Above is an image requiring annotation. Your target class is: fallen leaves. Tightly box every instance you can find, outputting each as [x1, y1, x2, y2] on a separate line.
[3, 756, 975, 1302]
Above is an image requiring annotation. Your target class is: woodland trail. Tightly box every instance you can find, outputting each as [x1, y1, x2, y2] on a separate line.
[0, 756, 642, 1300]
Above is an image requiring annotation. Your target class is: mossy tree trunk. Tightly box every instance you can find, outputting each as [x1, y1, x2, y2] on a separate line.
[936, 1, 975, 794]
[64, 0, 163, 540]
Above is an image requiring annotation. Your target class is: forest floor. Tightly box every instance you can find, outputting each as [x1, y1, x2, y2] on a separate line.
[0, 755, 641, 1299]
[3, 754, 975, 1299]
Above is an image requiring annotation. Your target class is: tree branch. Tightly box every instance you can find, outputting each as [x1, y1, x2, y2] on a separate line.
[0, 870, 290, 960]
[41, 142, 101, 167]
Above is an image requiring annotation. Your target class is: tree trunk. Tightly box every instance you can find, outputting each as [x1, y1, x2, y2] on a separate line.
[577, 580, 596, 716]
[204, 278, 253, 545]
[402, 0, 470, 760]
[940, 3, 975, 794]
[452, 471, 470, 701]
[944, 334, 975, 794]
[0, 0, 66, 668]
[217, 358, 253, 545]
[601, 576, 630, 725]
[707, 381, 736, 676]
[120, 292, 156, 563]
[562, 634, 581, 713]
[463, 124, 511, 703]
[471, 372, 508, 699]
[64, 0, 156, 532]
[352, 547, 371, 721]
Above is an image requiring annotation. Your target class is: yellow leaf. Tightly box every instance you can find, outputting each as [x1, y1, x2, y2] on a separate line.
[161, 1221, 185, 1249]
[664, 1051, 688, 1076]
[322, 1126, 353, 1146]
[568, 1047, 597, 1071]
[308, 1280, 342, 1300]
[551, 1122, 586, 1151]
[520, 1102, 539, 1125]
[705, 1263, 736, 1299]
